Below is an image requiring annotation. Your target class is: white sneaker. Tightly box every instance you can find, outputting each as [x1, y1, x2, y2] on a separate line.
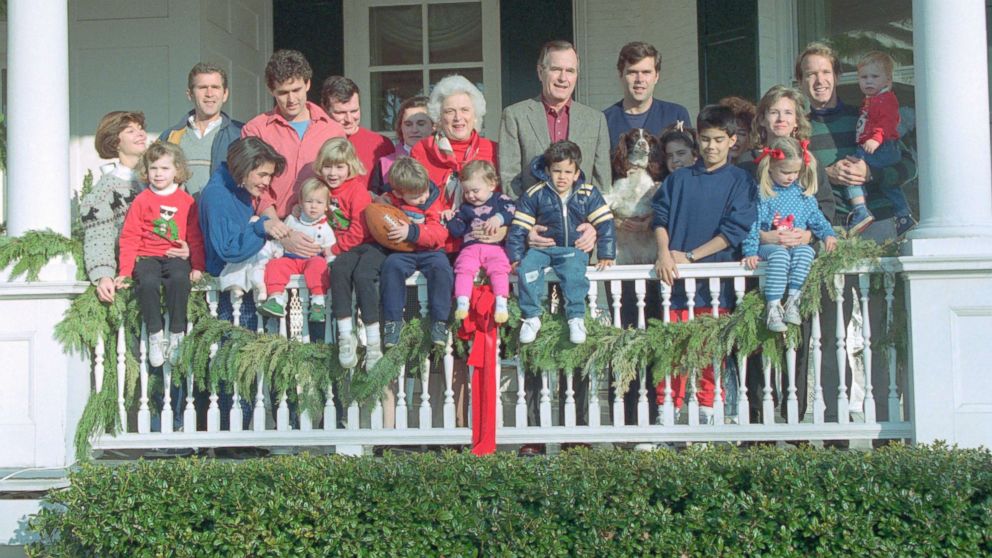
[338, 332, 359, 369]
[783, 294, 802, 325]
[365, 342, 383, 370]
[519, 317, 542, 344]
[167, 332, 185, 366]
[148, 332, 165, 368]
[567, 318, 587, 344]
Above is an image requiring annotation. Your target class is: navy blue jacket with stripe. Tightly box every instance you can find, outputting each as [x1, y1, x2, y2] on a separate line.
[506, 155, 617, 263]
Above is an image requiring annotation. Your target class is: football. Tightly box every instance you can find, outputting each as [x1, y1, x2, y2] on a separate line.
[364, 203, 416, 252]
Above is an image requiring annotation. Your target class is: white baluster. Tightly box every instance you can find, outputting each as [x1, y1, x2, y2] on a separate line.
[298, 289, 312, 431]
[734, 277, 748, 424]
[443, 332, 455, 428]
[419, 365, 431, 429]
[834, 274, 850, 423]
[785, 340, 799, 425]
[587, 280, 600, 320]
[323, 382, 337, 430]
[610, 279, 622, 327]
[277, 392, 290, 431]
[183, 374, 196, 434]
[137, 323, 150, 434]
[253, 308, 266, 432]
[495, 335, 504, 428]
[117, 326, 127, 431]
[515, 361, 527, 427]
[228, 289, 243, 430]
[884, 273, 901, 421]
[540, 370, 552, 427]
[709, 277, 724, 425]
[162, 361, 173, 434]
[278, 303, 292, 431]
[93, 334, 105, 393]
[206, 293, 220, 433]
[563, 373, 576, 427]
[685, 278, 699, 426]
[635, 280, 649, 426]
[762, 356, 775, 426]
[395, 365, 407, 429]
[588, 372, 601, 427]
[371, 397, 384, 430]
[811, 311, 825, 424]
[660, 282, 674, 426]
[858, 274, 876, 424]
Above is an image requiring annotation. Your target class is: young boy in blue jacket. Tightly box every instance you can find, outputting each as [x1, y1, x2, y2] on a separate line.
[507, 140, 616, 345]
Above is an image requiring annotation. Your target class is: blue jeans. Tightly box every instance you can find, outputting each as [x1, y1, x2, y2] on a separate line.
[850, 140, 911, 217]
[380, 251, 453, 322]
[517, 247, 589, 320]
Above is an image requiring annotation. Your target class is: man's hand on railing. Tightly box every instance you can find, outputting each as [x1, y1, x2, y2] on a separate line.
[654, 250, 679, 286]
[165, 239, 190, 259]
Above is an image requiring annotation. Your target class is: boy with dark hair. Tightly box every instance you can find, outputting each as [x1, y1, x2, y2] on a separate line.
[320, 75, 395, 191]
[379, 157, 454, 348]
[507, 140, 616, 345]
[651, 104, 757, 421]
[159, 62, 243, 197]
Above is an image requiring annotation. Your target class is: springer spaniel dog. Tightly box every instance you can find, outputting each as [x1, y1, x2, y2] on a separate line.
[602, 128, 664, 265]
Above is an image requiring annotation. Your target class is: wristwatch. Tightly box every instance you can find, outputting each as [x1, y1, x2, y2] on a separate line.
[686, 251, 696, 263]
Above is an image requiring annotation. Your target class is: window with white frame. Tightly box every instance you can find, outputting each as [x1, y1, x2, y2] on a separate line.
[344, 0, 502, 137]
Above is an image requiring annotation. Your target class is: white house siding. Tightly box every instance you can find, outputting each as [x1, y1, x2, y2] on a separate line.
[757, 0, 799, 96]
[573, 0, 700, 118]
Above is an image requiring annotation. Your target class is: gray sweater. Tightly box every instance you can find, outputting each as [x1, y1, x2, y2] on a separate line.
[79, 164, 141, 282]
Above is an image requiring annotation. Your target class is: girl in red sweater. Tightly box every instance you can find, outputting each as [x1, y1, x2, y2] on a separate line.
[117, 142, 205, 367]
[317, 138, 386, 370]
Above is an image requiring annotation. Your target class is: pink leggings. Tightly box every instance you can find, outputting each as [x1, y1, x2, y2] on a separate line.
[453, 243, 511, 298]
[264, 256, 329, 296]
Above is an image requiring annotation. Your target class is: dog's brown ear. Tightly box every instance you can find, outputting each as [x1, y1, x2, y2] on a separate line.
[647, 135, 665, 182]
[610, 132, 630, 182]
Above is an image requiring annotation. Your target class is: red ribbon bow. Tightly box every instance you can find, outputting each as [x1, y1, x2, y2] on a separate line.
[753, 147, 785, 164]
[457, 283, 499, 456]
[799, 139, 812, 165]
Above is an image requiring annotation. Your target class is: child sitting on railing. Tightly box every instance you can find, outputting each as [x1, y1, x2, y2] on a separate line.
[742, 136, 837, 332]
[116, 141, 205, 367]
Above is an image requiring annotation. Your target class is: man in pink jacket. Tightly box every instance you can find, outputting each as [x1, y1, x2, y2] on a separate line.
[242, 49, 345, 257]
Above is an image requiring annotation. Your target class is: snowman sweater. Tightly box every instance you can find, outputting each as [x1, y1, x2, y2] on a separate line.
[118, 184, 206, 276]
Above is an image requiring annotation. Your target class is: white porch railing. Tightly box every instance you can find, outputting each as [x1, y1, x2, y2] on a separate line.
[88, 261, 912, 454]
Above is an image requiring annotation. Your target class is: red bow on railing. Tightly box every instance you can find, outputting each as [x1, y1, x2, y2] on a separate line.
[753, 147, 785, 164]
[457, 283, 499, 456]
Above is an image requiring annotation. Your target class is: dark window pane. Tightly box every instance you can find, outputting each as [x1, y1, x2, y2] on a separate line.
[428, 68, 484, 97]
[370, 71, 424, 132]
[428, 3, 483, 63]
[370, 5, 422, 66]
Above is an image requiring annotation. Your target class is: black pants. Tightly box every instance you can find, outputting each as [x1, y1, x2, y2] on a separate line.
[329, 243, 387, 323]
[134, 256, 192, 334]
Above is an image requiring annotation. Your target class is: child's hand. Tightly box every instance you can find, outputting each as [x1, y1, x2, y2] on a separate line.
[510, 261, 519, 272]
[387, 222, 411, 242]
[190, 269, 203, 283]
[618, 216, 649, 232]
[596, 258, 614, 271]
[824, 236, 838, 252]
[863, 139, 880, 154]
[113, 275, 130, 290]
[165, 239, 190, 259]
[440, 209, 456, 221]
[483, 216, 503, 236]
[378, 195, 394, 206]
[742, 256, 760, 270]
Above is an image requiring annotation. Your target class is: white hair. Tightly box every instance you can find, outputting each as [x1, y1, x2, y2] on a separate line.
[427, 74, 486, 131]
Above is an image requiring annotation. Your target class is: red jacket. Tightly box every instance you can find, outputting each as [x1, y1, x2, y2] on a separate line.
[384, 182, 450, 251]
[349, 127, 395, 191]
[118, 186, 205, 276]
[241, 102, 346, 219]
[328, 175, 373, 255]
[410, 131, 498, 206]
[857, 90, 900, 145]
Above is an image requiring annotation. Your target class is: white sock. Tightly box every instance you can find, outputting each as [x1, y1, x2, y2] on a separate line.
[456, 296, 469, 310]
[311, 294, 325, 306]
[365, 322, 380, 344]
[337, 318, 353, 336]
[272, 292, 287, 306]
[495, 296, 508, 312]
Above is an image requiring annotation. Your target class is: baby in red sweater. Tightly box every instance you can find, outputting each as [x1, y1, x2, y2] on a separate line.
[117, 142, 205, 367]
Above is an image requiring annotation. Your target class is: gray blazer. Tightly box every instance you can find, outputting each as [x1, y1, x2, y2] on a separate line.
[498, 97, 611, 198]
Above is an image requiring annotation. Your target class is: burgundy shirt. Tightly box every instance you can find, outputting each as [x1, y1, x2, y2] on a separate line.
[543, 98, 571, 143]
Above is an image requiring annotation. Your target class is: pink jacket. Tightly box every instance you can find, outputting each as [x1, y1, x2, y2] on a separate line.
[241, 102, 345, 219]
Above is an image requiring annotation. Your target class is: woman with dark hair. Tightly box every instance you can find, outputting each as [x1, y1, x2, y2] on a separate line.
[198, 137, 288, 327]
[370, 95, 433, 193]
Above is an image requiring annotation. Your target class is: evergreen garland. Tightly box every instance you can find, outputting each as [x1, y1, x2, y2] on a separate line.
[0, 228, 85, 281]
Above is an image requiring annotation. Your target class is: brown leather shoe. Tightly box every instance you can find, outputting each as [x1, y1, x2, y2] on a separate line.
[517, 444, 545, 457]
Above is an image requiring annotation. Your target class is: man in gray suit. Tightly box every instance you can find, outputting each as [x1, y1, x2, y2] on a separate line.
[499, 40, 612, 198]
[499, 41, 608, 449]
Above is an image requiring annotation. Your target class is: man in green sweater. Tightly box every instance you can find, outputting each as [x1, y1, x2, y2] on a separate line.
[796, 42, 917, 237]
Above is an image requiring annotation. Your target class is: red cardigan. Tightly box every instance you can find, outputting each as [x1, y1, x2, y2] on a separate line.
[410, 131, 498, 206]
[328, 175, 374, 255]
[118, 186, 205, 276]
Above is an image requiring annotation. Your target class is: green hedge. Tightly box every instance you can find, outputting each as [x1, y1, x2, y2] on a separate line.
[28, 445, 992, 557]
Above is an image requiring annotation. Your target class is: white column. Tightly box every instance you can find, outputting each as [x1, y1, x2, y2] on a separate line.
[906, 0, 992, 255]
[6, 0, 71, 238]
